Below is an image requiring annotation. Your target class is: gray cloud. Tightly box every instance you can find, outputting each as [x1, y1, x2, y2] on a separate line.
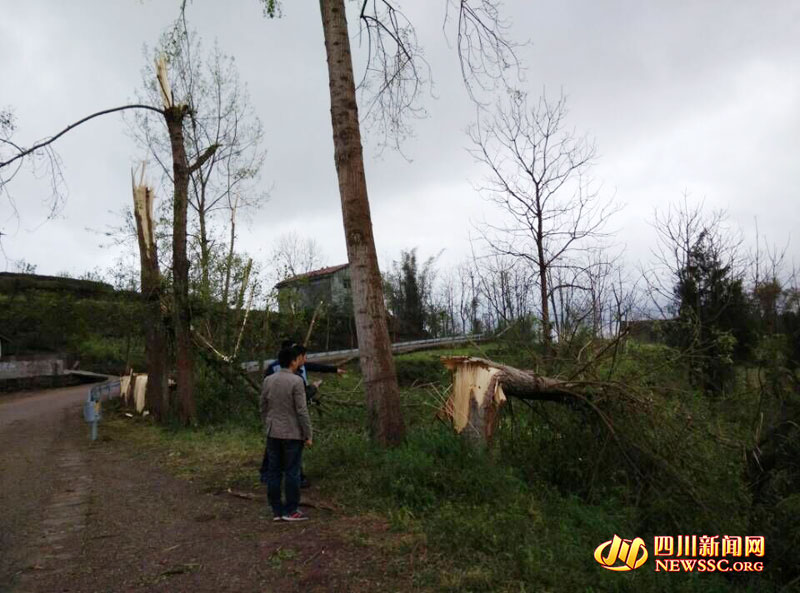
[1, 0, 797, 277]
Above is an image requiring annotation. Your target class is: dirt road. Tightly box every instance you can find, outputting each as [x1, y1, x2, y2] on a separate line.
[0, 386, 415, 593]
[0, 385, 91, 593]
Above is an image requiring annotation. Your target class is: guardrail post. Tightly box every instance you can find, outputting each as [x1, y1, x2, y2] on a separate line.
[83, 380, 120, 441]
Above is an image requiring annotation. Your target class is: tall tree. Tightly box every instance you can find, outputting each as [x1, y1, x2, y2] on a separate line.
[674, 232, 754, 394]
[257, 0, 517, 445]
[470, 91, 614, 352]
[271, 231, 325, 282]
[319, 0, 405, 445]
[129, 26, 266, 303]
[385, 248, 440, 339]
[651, 198, 754, 395]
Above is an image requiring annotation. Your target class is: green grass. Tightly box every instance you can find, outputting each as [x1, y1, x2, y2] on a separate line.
[103, 343, 780, 592]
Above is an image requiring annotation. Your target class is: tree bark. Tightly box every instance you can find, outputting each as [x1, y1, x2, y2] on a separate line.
[131, 173, 169, 419]
[319, 0, 405, 446]
[164, 105, 196, 425]
[536, 195, 552, 354]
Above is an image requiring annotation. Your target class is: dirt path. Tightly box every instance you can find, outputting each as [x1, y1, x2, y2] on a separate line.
[0, 385, 91, 593]
[1, 388, 418, 593]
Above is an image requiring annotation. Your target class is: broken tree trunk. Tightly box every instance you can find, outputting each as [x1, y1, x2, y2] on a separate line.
[131, 165, 169, 420]
[439, 356, 585, 445]
[157, 56, 218, 426]
[157, 57, 195, 425]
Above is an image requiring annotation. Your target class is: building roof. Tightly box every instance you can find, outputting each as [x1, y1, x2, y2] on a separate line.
[275, 263, 349, 289]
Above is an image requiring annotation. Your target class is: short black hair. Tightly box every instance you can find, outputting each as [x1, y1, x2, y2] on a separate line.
[294, 343, 307, 355]
[278, 346, 300, 368]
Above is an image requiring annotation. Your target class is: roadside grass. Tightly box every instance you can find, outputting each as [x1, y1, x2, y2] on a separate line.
[102, 344, 747, 592]
[101, 412, 263, 489]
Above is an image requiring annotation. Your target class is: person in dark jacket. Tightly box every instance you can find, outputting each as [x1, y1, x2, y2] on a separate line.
[259, 341, 345, 486]
[265, 344, 345, 385]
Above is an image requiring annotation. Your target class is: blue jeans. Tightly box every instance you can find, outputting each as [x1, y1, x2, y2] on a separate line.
[265, 437, 304, 517]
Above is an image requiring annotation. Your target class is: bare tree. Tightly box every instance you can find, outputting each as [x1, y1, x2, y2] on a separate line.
[648, 194, 742, 318]
[0, 104, 163, 232]
[271, 231, 326, 281]
[455, 262, 481, 334]
[472, 250, 534, 330]
[470, 90, 616, 353]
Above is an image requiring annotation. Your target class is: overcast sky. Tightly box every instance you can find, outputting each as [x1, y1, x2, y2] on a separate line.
[1, 1, 798, 282]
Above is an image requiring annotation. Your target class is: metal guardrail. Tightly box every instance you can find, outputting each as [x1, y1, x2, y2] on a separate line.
[82, 379, 121, 441]
[241, 333, 486, 373]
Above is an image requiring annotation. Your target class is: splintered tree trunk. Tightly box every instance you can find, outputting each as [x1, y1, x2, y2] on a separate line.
[164, 105, 196, 425]
[131, 171, 169, 419]
[320, 0, 405, 446]
[440, 356, 583, 445]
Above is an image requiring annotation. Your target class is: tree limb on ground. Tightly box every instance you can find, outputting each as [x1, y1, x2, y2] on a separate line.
[438, 355, 712, 513]
[193, 331, 260, 394]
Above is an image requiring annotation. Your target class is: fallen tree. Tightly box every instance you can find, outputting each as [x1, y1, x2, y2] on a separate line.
[438, 355, 714, 515]
[438, 356, 590, 445]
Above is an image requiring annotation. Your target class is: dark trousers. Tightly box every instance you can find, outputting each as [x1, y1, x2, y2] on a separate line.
[260, 444, 305, 484]
[265, 437, 304, 517]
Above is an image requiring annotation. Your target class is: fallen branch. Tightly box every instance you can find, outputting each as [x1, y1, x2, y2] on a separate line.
[304, 300, 325, 346]
[438, 355, 712, 513]
[193, 330, 260, 394]
[224, 488, 339, 512]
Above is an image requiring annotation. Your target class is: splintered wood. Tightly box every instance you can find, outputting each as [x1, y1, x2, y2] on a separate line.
[155, 55, 174, 109]
[439, 356, 507, 445]
[440, 356, 589, 445]
[121, 372, 148, 414]
[132, 375, 148, 413]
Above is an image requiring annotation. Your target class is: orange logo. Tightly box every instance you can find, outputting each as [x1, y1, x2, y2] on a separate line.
[594, 535, 649, 571]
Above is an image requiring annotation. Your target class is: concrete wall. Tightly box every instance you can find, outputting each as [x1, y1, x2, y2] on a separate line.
[329, 267, 352, 311]
[0, 356, 66, 380]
